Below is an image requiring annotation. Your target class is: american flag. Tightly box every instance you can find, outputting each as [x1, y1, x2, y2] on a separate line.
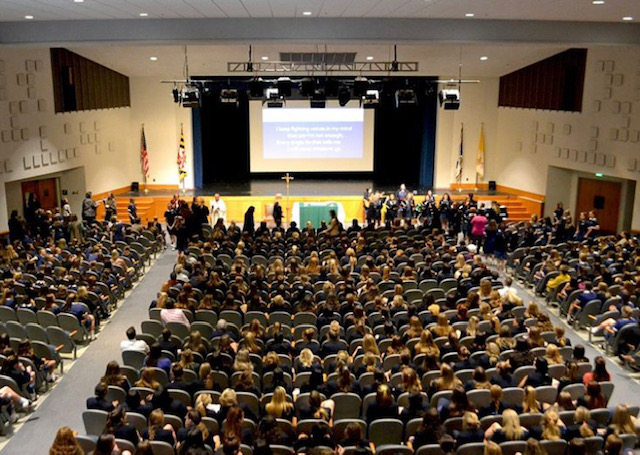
[177, 124, 187, 181]
[140, 125, 149, 179]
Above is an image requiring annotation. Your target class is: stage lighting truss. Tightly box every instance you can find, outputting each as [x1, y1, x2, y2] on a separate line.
[226, 61, 419, 73]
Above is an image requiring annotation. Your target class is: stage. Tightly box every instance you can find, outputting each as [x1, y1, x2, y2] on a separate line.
[95, 179, 544, 226]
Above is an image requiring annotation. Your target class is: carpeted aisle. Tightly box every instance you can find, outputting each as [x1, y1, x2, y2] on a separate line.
[0, 249, 176, 455]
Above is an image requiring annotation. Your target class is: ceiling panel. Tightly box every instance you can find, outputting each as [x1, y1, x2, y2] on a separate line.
[183, 0, 226, 17]
[317, 0, 352, 18]
[267, 0, 296, 18]
[243, 1, 272, 18]
[2, 0, 639, 21]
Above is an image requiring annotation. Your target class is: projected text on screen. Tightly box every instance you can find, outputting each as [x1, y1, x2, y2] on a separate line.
[263, 108, 364, 159]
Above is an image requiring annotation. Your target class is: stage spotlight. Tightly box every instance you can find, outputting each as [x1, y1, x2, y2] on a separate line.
[438, 88, 460, 110]
[181, 85, 200, 108]
[354, 76, 369, 97]
[248, 78, 264, 98]
[277, 77, 292, 97]
[220, 88, 239, 106]
[338, 86, 351, 107]
[310, 89, 326, 108]
[264, 87, 284, 108]
[395, 89, 417, 107]
[361, 89, 379, 109]
[172, 86, 181, 104]
[299, 77, 316, 97]
[325, 79, 340, 97]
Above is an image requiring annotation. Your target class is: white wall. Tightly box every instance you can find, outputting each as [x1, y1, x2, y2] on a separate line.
[128, 78, 193, 189]
[0, 47, 193, 230]
[434, 80, 500, 188]
[434, 46, 640, 230]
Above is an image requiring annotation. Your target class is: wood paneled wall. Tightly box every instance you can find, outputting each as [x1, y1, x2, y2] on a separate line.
[50, 48, 130, 113]
[499, 48, 587, 112]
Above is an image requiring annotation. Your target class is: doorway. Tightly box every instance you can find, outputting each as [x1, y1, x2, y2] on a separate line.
[576, 177, 621, 235]
[21, 178, 59, 213]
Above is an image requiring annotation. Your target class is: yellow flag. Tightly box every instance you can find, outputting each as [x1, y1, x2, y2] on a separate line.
[476, 123, 485, 180]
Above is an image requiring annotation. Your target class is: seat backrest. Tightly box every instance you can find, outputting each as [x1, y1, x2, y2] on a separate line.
[368, 418, 403, 446]
[46, 326, 74, 353]
[82, 410, 108, 435]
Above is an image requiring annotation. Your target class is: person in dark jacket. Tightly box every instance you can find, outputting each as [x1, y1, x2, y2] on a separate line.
[86, 383, 115, 412]
[366, 384, 399, 424]
[454, 411, 485, 447]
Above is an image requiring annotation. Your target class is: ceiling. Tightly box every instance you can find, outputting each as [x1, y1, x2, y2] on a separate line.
[2, 1, 638, 81]
[68, 43, 568, 79]
[1, 0, 639, 22]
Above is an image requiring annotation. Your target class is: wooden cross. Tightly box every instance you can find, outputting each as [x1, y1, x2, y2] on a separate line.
[281, 173, 294, 225]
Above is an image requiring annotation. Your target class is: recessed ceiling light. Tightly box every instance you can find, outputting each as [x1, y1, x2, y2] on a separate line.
[261, 56, 269, 61]
[465, 13, 475, 17]
[592, 0, 605, 4]
[366, 56, 374, 61]
[139, 12, 148, 17]
[623, 16, 634, 21]
[74, 0, 84, 3]
[302, 11, 312, 16]
[149, 56, 158, 61]
[24, 15, 34, 19]
[480, 56, 489, 61]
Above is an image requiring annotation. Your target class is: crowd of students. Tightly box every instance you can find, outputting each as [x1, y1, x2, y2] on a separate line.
[56, 196, 638, 455]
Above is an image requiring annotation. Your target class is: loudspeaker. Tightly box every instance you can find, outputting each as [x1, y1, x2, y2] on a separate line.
[488, 181, 497, 191]
[131, 181, 139, 192]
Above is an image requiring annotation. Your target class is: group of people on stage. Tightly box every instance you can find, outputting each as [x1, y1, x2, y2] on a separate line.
[363, 184, 506, 236]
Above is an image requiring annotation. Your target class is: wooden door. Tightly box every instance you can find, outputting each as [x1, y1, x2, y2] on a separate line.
[21, 178, 59, 213]
[576, 178, 621, 235]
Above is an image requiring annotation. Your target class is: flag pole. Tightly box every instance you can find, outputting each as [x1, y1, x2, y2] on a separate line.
[458, 122, 463, 192]
[142, 124, 149, 194]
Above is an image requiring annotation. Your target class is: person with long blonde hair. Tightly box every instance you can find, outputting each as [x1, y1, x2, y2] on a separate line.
[135, 368, 161, 391]
[544, 344, 563, 365]
[485, 409, 528, 442]
[609, 404, 637, 436]
[573, 406, 596, 438]
[431, 313, 454, 338]
[522, 386, 541, 414]
[541, 409, 563, 440]
[143, 409, 176, 445]
[49, 426, 84, 455]
[430, 363, 462, 393]
[195, 393, 214, 418]
[297, 348, 315, 372]
[414, 329, 440, 357]
[400, 366, 422, 393]
[362, 333, 381, 357]
[466, 316, 480, 338]
[265, 386, 295, 420]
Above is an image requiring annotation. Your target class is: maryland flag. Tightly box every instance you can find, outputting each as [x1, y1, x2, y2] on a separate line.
[455, 123, 463, 182]
[177, 124, 187, 182]
[476, 123, 485, 180]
